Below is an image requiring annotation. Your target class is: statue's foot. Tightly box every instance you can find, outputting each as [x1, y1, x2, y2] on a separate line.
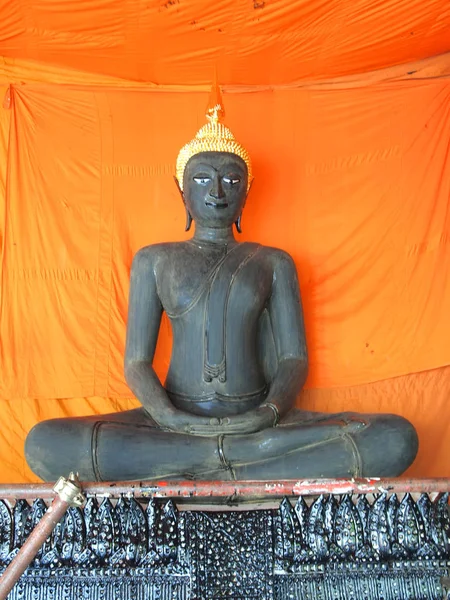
[346, 413, 418, 477]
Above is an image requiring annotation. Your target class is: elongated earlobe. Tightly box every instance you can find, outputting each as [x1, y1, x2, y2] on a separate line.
[174, 176, 183, 197]
[185, 208, 193, 231]
[174, 176, 192, 231]
[235, 179, 252, 233]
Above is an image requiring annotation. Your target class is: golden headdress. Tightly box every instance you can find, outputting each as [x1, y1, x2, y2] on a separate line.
[176, 85, 252, 191]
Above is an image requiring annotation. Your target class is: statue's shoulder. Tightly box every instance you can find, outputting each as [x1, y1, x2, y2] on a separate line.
[257, 244, 297, 269]
[133, 241, 188, 258]
[131, 242, 188, 271]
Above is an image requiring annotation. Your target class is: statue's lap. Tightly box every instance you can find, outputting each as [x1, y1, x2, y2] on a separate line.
[25, 406, 418, 482]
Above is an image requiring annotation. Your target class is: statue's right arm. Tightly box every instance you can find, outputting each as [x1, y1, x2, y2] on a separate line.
[124, 248, 211, 433]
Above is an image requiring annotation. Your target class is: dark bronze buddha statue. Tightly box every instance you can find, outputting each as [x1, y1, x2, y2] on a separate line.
[25, 102, 418, 482]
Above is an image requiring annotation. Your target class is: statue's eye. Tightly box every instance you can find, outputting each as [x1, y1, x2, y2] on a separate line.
[193, 176, 211, 185]
[223, 176, 240, 185]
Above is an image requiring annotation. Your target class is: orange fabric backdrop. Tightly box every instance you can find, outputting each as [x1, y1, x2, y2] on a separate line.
[1, 80, 450, 398]
[1, 0, 450, 85]
[0, 73, 449, 483]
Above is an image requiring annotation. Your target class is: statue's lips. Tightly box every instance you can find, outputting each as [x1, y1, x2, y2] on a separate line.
[205, 201, 229, 209]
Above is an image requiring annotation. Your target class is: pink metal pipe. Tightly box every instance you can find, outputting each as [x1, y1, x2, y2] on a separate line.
[0, 474, 84, 600]
[0, 494, 69, 600]
[0, 478, 448, 501]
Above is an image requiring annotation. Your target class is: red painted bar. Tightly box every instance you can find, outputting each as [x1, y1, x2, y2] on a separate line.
[0, 478, 449, 500]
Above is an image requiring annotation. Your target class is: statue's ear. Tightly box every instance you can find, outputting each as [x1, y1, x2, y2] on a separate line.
[174, 176, 192, 231]
[244, 177, 254, 205]
[173, 176, 184, 201]
[242, 177, 254, 209]
[235, 178, 254, 234]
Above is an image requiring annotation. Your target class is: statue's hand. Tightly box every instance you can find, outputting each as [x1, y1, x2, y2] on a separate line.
[186, 405, 276, 436]
[155, 409, 214, 435]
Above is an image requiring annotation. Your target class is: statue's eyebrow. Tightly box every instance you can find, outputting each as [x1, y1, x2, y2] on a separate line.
[191, 161, 245, 173]
[221, 167, 245, 174]
[221, 162, 246, 173]
[191, 163, 218, 172]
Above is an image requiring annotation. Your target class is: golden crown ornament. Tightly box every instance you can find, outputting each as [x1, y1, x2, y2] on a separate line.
[176, 101, 252, 192]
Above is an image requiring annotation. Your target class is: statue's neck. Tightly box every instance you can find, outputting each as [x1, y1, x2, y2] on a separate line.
[192, 224, 236, 245]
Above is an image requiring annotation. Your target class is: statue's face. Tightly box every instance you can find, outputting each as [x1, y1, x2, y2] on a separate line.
[182, 152, 248, 228]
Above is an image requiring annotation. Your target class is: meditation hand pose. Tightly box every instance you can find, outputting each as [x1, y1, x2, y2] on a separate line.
[26, 102, 418, 481]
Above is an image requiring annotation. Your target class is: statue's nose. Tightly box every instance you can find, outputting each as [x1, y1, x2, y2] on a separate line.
[209, 177, 225, 199]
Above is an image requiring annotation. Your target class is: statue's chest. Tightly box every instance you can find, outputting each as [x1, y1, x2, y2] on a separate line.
[158, 248, 271, 319]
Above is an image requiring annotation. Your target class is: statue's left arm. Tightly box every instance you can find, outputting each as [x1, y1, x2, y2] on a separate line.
[261, 250, 309, 420]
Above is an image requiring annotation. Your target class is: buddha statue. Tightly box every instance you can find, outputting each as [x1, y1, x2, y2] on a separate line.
[25, 98, 418, 482]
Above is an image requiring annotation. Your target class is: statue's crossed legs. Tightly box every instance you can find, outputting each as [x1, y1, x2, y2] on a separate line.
[26, 408, 417, 482]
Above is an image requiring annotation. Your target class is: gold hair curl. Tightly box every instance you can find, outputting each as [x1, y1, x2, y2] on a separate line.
[176, 105, 252, 191]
